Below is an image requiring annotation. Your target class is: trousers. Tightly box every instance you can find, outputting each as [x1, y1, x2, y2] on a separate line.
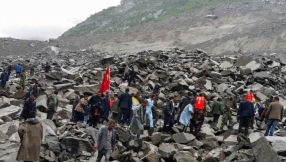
[146, 110, 153, 128]
[119, 108, 130, 125]
[265, 119, 279, 136]
[96, 149, 112, 162]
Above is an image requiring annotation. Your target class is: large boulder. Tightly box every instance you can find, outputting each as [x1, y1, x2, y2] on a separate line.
[60, 137, 95, 154]
[172, 133, 196, 144]
[12, 90, 25, 99]
[116, 127, 132, 143]
[36, 95, 48, 112]
[251, 136, 281, 162]
[57, 109, 72, 119]
[174, 151, 197, 162]
[158, 143, 176, 159]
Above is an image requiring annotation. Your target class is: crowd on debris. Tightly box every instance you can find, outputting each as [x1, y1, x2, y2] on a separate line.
[1, 47, 286, 162]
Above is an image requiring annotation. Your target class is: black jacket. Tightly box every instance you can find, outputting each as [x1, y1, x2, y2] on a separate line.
[118, 93, 132, 110]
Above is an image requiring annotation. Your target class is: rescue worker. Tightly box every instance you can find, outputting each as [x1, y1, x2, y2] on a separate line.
[16, 63, 22, 78]
[246, 90, 254, 102]
[195, 93, 206, 110]
[211, 98, 223, 128]
[163, 95, 179, 133]
[146, 94, 155, 133]
[46, 91, 59, 120]
[0, 70, 9, 89]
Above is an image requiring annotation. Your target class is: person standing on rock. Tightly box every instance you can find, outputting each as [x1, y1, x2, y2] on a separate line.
[45, 62, 51, 73]
[211, 98, 223, 128]
[94, 120, 117, 162]
[130, 92, 141, 124]
[72, 94, 83, 122]
[32, 83, 39, 98]
[20, 70, 26, 90]
[15, 63, 22, 78]
[190, 109, 205, 136]
[46, 91, 59, 120]
[152, 83, 161, 94]
[0, 70, 9, 89]
[220, 97, 234, 130]
[111, 94, 120, 122]
[74, 94, 89, 123]
[30, 66, 35, 76]
[264, 96, 284, 136]
[145, 94, 155, 132]
[195, 93, 206, 110]
[246, 90, 254, 102]
[7, 63, 12, 77]
[88, 91, 103, 126]
[118, 88, 132, 126]
[163, 95, 179, 133]
[22, 95, 37, 120]
[16, 111, 43, 162]
[177, 92, 193, 124]
[179, 99, 195, 132]
[101, 91, 111, 124]
[237, 95, 255, 136]
[130, 100, 147, 139]
[128, 67, 136, 86]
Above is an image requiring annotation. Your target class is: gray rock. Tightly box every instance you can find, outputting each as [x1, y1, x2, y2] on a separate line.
[12, 90, 25, 99]
[57, 109, 72, 119]
[60, 137, 95, 154]
[251, 136, 281, 162]
[158, 143, 176, 159]
[174, 151, 197, 162]
[172, 133, 196, 144]
[116, 127, 132, 143]
[201, 137, 219, 151]
[272, 140, 286, 156]
[36, 95, 48, 112]
[254, 71, 270, 79]
[220, 61, 233, 69]
[245, 60, 262, 71]
[235, 56, 252, 66]
[210, 71, 222, 78]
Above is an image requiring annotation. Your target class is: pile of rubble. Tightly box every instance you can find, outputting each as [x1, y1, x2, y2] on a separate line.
[1, 46, 286, 162]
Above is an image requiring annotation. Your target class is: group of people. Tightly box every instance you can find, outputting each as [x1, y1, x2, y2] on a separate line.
[210, 90, 284, 136]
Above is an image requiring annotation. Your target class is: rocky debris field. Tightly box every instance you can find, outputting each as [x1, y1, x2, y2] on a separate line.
[1, 46, 286, 162]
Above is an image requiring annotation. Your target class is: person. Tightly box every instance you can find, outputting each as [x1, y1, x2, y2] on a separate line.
[130, 100, 147, 139]
[211, 98, 223, 128]
[94, 120, 117, 162]
[152, 83, 161, 94]
[130, 92, 141, 125]
[237, 95, 255, 136]
[264, 96, 284, 136]
[16, 63, 22, 78]
[118, 88, 132, 125]
[45, 62, 51, 73]
[195, 93, 206, 110]
[7, 63, 12, 77]
[163, 95, 178, 133]
[31, 83, 39, 98]
[179, 100, 195, 132]
[128, 68, 136, 86]
[190, 109, 205, 136]
[220, 97, 234, 130]
[16, 111, 43, 162]
[46, 91, 59, 120]
[110, 96, 115, 108]
[246, 90, 254, 102]
[22, 95, 37, 120]
[177, 92, 193, 124]
[146, 94, 155, 131]
[111, 95, 120, 122]
[88, 91, 103, 126]
[74, 94, 89, 123]
[0, 70, 9, 89]
[72, 94, 83, 121]
[101, 91, 111, 124]
[152, 94, 160, 127]
[30, 66, 35, 76]
[20, 70, 26, 90]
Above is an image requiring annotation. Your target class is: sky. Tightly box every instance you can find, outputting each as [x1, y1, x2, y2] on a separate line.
[0, 0, 121, 40]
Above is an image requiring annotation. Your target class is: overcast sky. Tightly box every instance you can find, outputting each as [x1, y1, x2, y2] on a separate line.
[0, 0, 121, 40]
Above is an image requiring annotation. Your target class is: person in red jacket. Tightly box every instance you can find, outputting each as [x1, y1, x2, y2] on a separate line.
[195, 93, 205, 110]
[246, 90, 254, 102]
[109, 96, 115, 108]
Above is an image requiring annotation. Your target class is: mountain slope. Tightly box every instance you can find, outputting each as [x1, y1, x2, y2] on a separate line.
[60, 0, 250, 39]
[59, 0, 286, 55]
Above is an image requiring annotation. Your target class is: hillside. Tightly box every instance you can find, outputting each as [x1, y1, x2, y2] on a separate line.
[60, 0, 251, 39]
[58, 0, 286, 55]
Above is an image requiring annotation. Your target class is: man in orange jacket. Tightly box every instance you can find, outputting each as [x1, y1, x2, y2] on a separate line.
[195, 93, 206, 110]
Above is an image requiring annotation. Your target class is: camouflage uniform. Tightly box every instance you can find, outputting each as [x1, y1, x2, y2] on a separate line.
[47, 94, 59, 120]
[20, 73, 26, 90]
[220, 101, 233, 130]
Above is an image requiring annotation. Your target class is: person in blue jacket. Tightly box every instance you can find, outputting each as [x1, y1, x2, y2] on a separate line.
[118, 88, 132, 125]
[88, 91, 102, 126]
[16, 63, 22, 78]
[237, 95, 255, 136]
[100, 91, 111, 124]
[0, 70, 9, 88]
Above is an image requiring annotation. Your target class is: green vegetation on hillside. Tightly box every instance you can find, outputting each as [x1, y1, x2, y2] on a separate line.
[60, 0, 251, 39]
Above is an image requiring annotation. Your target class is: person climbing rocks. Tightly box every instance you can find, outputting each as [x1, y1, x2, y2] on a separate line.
[220, 97, 234, 130]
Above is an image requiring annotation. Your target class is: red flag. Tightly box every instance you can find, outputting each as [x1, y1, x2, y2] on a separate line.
[99, 65, 110, 94]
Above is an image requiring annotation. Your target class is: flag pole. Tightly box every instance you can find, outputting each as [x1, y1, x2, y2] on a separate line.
[108, 63, 110, 93]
